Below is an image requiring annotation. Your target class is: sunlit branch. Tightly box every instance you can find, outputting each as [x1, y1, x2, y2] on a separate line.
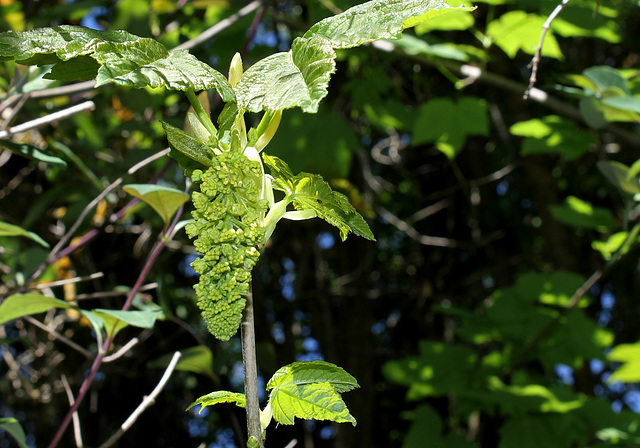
[0, 101, 95, 139]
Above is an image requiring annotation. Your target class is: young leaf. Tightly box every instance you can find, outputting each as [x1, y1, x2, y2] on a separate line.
[266, 361, 359, 426]
[0, 139, 67, 169]
[122, 184, 189, 226]
[0, 25, 234, 97]
[263, 154, 374, 241]
[163, 121, 215, 173]
[235, 0, 474, 113]
[0, 418, 28, 448]
[549, 196, 616, 231]
[186, 391, 247, 414]
[0, 221, 50, 248]
[0, 293, 71, 324]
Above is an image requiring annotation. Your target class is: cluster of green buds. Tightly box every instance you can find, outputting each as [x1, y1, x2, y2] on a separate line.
[185, 146, 267, 340]
[177, 54, 284, 340]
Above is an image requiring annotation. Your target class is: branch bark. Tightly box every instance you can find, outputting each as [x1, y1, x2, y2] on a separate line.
[241, 284, 264, 448]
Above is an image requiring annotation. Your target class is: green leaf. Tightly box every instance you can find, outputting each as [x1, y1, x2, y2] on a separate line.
[582, 66, 629, 94]
[486, 11, 562, 59]
[186, 391, 246, 413]
[263, 154, 375, 241]
[163, 121, 215, 170]
[235, 0, 473, 113]
[0, 293, 71, 324]
[148, 346, 216, 380]
[123, 184, 189, 225]
[510, 115, 595, 160]
[597, 160, 640, 195]
[0, 139, 67, 168]
[549, 196, 616, 231]
[91, 308, 161, 338]
[592, 232, 639, 260]
[412, 97, 489, 159]
[383, 340, 477, 400]
[266, 361, 359, 426]
[601, 96, 640, 114]
[0, 418, 28, 448]
[0, 25, 234, 97]
[0, 221, 50, 248]
[608, 342, 640, 383]
[500, 413, 589, 448]
[267, 360, 359, 393]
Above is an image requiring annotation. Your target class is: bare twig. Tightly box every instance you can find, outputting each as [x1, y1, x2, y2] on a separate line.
[74, 283, 157, 301]
[174, 1, 262, 51]
[376, 205, 461, 248]
[102, 338, 139, 363]
[284, 440, 298, 448]
[33, 272, 104, 290]
[98, 351, 182, 448]
[61, 374, 83, 448]
[0, 101, 95, 139]
[24, 316, 93, 359]
[524, 0, 571, 99]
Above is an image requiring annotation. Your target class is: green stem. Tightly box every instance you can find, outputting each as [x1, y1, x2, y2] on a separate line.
[241, 283, 264, 448]
[185, 90, 217, 137]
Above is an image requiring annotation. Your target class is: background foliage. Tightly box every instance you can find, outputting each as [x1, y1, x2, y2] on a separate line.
[1, 0, 640, 447]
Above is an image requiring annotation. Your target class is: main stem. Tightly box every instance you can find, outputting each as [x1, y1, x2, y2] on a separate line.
[241, 284, 263, 448]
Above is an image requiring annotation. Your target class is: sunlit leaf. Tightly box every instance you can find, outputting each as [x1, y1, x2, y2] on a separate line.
[0, 293, 71, 324]
[486, 11, 562, 59]
[510, 115, 594, 160]
[235, 0, 474, 113]
[0, 25, 234, 97]
[0, 221, 49, 248]
[608, 342, 640, 383]
[123, 184, 189, 225]
[266, 361, 359, 426]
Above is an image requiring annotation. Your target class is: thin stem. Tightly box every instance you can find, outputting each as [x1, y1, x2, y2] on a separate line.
[241, 284, 263, 448]
[98, 351, 182, 448]
[185, 89, 217, 136]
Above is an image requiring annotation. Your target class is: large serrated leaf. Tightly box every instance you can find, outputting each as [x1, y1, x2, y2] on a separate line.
[235, 0, 473, 113]
[269, 382, 356, 426]
[266, 361, 359, 426]
[304, 0, 474, 48]
[186, 391, 247, 413]
[0, 25, 234, 97]
[267, 360, 359, 393]
[0, 293, 71, 324]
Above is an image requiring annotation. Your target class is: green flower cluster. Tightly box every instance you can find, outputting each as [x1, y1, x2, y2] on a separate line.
[185, 148, 267, 340]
